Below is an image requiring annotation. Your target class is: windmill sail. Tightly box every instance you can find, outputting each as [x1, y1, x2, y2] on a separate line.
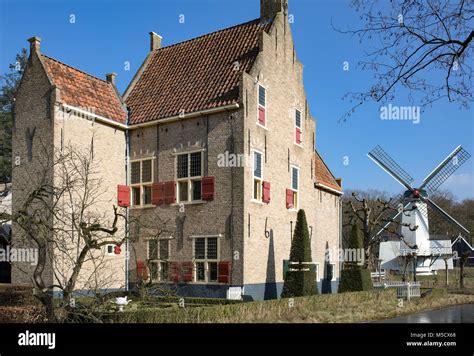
[420, 146, 471, 194]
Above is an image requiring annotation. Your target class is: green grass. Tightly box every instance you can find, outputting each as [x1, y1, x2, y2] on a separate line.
[100, 289, 474, 323]
[387, 267, 474, 289]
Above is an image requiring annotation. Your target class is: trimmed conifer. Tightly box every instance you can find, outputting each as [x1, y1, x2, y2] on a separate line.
[338, 223, 373, 292]
[281, 209, 318, 297]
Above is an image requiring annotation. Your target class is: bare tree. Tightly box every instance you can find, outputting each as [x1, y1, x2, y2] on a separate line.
[459, 250, 469, 289]
[334, 0, 473, 121]
[1, 144, 129, 321]
[343, 191, 418, 269]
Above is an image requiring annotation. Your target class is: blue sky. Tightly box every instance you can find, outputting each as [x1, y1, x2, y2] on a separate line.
[1, 0, 472, 200]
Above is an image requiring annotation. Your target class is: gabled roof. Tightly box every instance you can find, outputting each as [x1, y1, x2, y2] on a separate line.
[452, 235, 473, 250]
[125, 18, 274, 125]
[314, 151, 342, 194]
[41, 55, 127, 124]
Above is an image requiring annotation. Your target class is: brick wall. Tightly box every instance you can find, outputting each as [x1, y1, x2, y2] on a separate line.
[11, 51, 55, 285]
[241, 12, 341, 291]
[129, 110, 245, 285]
[52, 106, 127, 291]
[12, 49, 127, 291]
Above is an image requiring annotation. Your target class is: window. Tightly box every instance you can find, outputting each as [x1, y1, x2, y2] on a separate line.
[105, 244, 115, 256]
[328, 263, 336, 281]
[176, 151, 203, 203]
[291, 166, 299, 209]
[130, 159, 154, 207]
[147, 239, 170, 282]
[194, 237, 219, 283]
[252, 151, 263, 201]
[295, 109, 302, 145]
[257, 85, 266, 127]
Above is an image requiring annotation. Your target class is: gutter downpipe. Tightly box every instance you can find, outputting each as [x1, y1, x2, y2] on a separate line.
[125, 108, 131, 292]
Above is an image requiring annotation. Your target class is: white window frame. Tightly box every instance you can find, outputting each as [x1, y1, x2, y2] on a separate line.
[295, 108, 303, 146]
[175, 150, 204, 204]
[329, 263, 336, 281]
[130, 158, 154, 208]
[315, 263, 320, 281]
[257, 84, 267, 129]
[252, 149, 264, 203]
[193, 236, 220, 284]
[290, 165, 300, 210]
[147, 239, 170, 282]
[104, 244, 115, 256]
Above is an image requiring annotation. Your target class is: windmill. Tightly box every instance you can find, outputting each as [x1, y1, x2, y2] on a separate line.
[367, 145, 471, 275]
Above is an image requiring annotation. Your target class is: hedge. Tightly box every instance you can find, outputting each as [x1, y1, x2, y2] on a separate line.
[338, 267, 373, 293]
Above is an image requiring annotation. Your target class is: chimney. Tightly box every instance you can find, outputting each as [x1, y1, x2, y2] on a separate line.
[260, 0, 288, 20]
[149, 32, 162, 51]
[336, 178, 342, 188]
[27, 36, 41, 53]
[106, 72, 117, 85]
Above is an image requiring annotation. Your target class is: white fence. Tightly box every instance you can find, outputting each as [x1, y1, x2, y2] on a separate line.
[370, 271, 386, 279]
[373, 281, 421, 300]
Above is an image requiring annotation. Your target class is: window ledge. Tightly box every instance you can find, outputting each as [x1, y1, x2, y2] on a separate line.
[294, 143, 304, 148]
[172, 200, 205, 206]
[130, 204, 156, 210]
[188, 281, 224, 285]
[251, 199, 265, 205]
[256, 122, 268, 130]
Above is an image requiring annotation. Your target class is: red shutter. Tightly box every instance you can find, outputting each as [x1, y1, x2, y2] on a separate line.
[169, 262, 180, 282]
[296, 127, 302, 144]
[114, 245, 121, 255]
[152, 182, 165, 205]
[262, 181, 271, 203]
[163, 181, 176, 204]
[181, 262, 194, 282]
[136, 260, 148, 281]
[201, 176, 215, 201]
[258, 106, 266, 126]
[117, 185, 130, 207]
[218, 261, 231, 283]
[286, 188, 294, 209]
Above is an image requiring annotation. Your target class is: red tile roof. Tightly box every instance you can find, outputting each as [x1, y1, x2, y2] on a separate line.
[125, 18, 274, 124]
[41, 55, 127, 124]
[315, 151, 342, 193]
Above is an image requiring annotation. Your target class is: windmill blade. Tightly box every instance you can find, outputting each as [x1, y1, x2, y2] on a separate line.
[367, 145, 414, 191]
[371, 194, 407, 240]
[419, 146, 471, 194]
[421, 196, 470, 236]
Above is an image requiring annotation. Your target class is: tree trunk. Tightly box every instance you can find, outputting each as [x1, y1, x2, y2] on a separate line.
[31, 238, 57, 322]
[444, 259, 449, 288]
[459, 252, 468, 290]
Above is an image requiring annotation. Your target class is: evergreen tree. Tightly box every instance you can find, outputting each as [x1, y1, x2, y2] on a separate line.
[338, 223, 373, 292]
[281, 209, 318, 297]
[0, 49, 27, 183]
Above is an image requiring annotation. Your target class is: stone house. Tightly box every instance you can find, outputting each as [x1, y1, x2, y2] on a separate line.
[11, 0, 342, 300]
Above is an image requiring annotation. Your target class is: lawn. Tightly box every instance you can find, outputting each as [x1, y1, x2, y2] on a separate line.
[2, 282, 474, 323]
[385, 267, 474, 291]
[102, 289, 474, 323]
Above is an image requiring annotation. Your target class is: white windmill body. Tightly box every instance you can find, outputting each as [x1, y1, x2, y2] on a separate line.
[400, 201, 430, 253]
[368, 146, 471, 276]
